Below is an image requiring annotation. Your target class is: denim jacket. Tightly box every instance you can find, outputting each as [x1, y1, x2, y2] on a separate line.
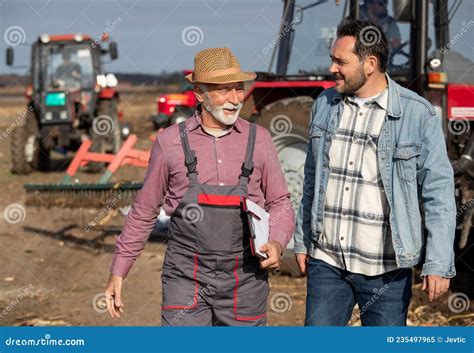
[294, 74, 456, 278]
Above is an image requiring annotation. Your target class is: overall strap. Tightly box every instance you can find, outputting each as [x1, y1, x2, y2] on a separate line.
[178, 121, 198, 184]
[239, 123, 257, 186]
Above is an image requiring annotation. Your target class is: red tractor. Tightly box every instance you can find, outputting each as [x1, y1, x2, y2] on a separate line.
[6, 33, 130, 174]
[151, 69, 197, 130]
[240, 0, 473, 274]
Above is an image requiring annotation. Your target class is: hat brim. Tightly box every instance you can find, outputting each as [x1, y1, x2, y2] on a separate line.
[185, 71, 256, 84]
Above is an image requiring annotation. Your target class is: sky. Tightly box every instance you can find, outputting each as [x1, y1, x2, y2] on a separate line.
[0, 0, 473, 76]
[0, 0, 295, 75]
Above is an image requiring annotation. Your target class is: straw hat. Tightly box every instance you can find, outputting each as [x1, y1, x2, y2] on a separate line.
[185, 47, 256, 84]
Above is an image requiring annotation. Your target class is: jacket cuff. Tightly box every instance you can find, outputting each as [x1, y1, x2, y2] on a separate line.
[421, 262, 456, 278]
[293, 241, 308, 255]
[110, 256, 133, 278]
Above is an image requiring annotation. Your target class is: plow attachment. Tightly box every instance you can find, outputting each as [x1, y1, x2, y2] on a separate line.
[24, 134, 150, 208]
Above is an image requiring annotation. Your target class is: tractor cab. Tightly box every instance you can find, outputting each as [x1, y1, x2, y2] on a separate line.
[6, 33, 125, 174]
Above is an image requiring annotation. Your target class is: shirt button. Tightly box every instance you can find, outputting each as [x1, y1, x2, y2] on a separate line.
[219, 182, 224, 186]
[359, 112, 363, 116]
[345, 187, 350, 191]
[349, 161, 354, 166]
[218, 159, 222, 164]
[340, 236, 344, 241]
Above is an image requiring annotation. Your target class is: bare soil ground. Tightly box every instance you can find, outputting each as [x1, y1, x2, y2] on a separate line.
[0, 86, 472, 326]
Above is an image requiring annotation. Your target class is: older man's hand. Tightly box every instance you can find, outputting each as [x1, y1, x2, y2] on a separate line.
[422, 275, 450, 301]
[259, 240, 283, 270]
[105, 274, 124, 319]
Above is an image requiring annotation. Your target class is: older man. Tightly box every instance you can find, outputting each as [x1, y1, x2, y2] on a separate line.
[295, 20, 456, 326]
[105, 47, 294, 326]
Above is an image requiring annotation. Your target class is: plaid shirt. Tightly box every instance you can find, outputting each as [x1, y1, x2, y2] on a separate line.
[314, 88, 398, 276]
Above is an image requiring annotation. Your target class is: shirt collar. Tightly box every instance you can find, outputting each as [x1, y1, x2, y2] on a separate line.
[345, 88, 389, 110]
[331, 73, 401, 117]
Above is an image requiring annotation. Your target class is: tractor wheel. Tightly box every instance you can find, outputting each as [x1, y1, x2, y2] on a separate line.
[257, 96, 315, 277]
[170, 106, 193, 126]
[11, 109, 50, 174]
[88, 99, 121, 173]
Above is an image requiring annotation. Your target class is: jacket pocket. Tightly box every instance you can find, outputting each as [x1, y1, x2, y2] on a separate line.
[393, 144, 422, 181]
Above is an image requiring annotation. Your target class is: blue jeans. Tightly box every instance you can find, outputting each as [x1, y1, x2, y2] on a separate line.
[305, 258, 412, 326]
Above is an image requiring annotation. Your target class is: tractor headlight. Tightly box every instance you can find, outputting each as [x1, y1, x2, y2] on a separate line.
[429, 58, 442, 70]
[45, 112, 53, 121]
[105, 73, 118, 87]
[40, 34, 50, 43]
[121, 126, 130, 137]
[96, 74, 107, 88]
[59, 111, 68, 120]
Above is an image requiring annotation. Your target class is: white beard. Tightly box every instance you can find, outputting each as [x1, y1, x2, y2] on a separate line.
[203, 93, 242, 126]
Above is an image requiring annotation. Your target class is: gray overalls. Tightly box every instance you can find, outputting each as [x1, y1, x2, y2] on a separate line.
[161, 121, 269, 326]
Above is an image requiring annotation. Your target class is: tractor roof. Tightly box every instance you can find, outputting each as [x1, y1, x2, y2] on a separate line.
[38, 33, 92, 43]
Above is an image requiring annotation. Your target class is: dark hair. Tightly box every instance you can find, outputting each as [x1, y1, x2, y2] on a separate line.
[336, 19, 388, 72]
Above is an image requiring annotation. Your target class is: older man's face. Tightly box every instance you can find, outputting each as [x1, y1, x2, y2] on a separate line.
[197, 82, 245, 126]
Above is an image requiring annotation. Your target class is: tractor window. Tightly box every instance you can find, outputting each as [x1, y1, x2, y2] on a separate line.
[41, 45, 95, 90]
[441, 0, 473, 62]
[436, 0, 474, 84]
[286, 0, 346, 75]
[358, 0, 412, 74]
[286, 0, 413, 75]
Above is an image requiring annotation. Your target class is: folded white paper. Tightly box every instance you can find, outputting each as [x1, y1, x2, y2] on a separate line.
[244, 198, 269, 259]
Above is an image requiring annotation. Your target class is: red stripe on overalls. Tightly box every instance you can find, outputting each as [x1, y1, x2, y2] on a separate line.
[161, 253, 199, 310]
[233, 256, 267, 321]
[198, 194, 241, 207]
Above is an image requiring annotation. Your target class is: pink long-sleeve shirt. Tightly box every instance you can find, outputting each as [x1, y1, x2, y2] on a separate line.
[110, 113, 295, 277]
